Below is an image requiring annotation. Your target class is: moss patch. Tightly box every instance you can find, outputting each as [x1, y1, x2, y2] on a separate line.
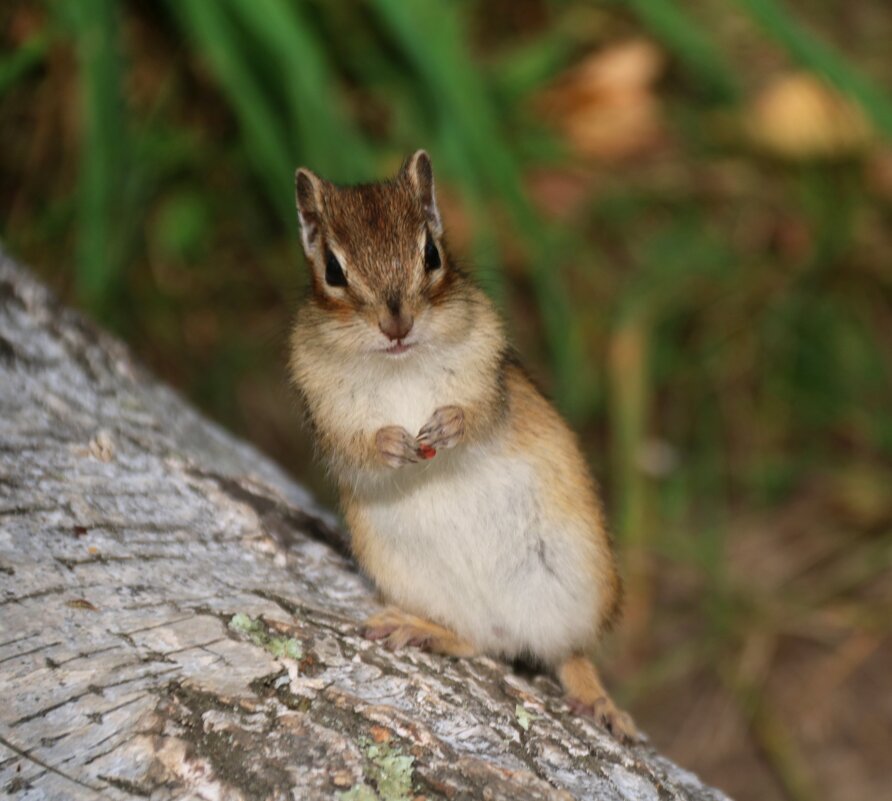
[228, 613, 303, 661]
[339, 738, 415, 801]
[515, 703, 538, 731]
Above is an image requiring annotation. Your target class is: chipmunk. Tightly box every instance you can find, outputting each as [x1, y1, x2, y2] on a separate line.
[289, 151, 637, 740]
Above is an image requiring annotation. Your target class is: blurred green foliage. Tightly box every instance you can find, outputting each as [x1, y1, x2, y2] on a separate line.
[2, 2, 890, 514]
[3, 0, 891, 547]
[3, 3, 892, 796]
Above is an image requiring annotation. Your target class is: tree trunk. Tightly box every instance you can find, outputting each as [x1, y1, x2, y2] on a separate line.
[0, 250, 730, 801]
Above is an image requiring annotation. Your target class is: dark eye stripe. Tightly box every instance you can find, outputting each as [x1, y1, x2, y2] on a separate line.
[424, 231, 441, 271]
[325, 249, 347, 287]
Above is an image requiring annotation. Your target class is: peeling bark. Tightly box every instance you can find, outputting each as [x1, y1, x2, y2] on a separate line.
[0, 251, 731, 801]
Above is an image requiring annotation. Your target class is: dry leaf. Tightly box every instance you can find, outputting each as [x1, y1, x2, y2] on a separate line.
[745, 72, 873, 159]
[539, 39, 665, 161]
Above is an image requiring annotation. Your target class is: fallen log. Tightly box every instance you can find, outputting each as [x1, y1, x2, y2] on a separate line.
[0, 250, 730, 801]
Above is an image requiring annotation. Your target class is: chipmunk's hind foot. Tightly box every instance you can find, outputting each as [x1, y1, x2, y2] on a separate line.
[363, 607, 476, 657]
[559, 654, 641, 743]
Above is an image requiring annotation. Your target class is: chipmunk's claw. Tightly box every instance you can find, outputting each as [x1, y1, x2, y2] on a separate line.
[417, 405, 464, 451]
[567, 696, 642, 743]
[375, 425, 423, 468]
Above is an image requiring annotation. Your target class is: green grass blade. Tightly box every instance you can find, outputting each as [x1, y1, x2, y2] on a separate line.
[622, 0, 740, 102]
[368, 0, 524, 209]
[736, 0, 892, 137]
[55, 0, 128, 312]
[169, 0, 295, 223]
[488, 24, 579, 103]
[0, 29, 51, 97]
[221, 0, 374, 183]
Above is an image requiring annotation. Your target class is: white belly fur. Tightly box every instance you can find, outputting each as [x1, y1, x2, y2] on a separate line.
[315, 345, 602, 663]
[355, 439, 601, 665]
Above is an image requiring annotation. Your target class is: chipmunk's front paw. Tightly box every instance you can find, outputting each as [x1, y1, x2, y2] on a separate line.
[417, 405, 465, 452]
[375, 425, 423, 468]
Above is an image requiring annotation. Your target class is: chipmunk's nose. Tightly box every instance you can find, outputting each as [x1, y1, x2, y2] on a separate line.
[379, 311, 414, 341]
[379, 298, 414, 341]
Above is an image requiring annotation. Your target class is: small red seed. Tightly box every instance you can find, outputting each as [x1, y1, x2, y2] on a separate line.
[418, 444, 437, 460]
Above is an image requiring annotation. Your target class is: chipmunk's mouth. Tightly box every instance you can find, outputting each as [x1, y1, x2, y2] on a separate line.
[383, 341, 414, 356]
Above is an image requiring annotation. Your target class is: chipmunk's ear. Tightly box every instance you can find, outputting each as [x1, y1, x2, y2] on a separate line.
[295, 167, 324, 258]
[403, 150, 442, 237]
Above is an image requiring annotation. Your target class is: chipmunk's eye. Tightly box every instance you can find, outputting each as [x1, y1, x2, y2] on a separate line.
[423, 231, 441, 271]
[324, 249, 347, 287]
